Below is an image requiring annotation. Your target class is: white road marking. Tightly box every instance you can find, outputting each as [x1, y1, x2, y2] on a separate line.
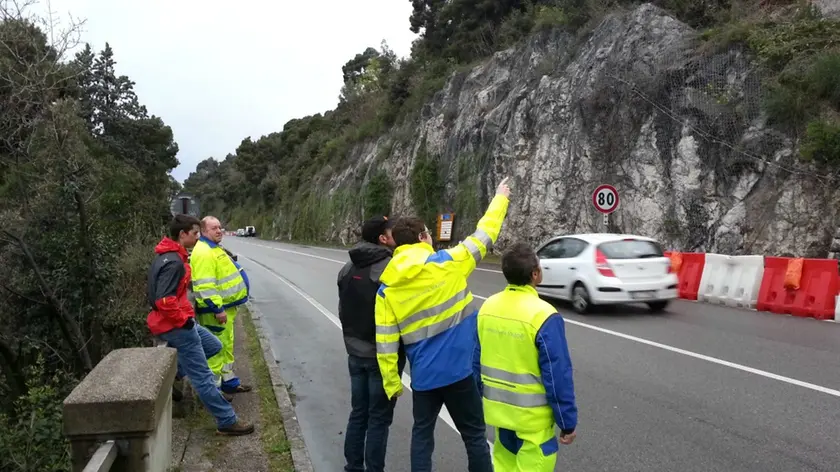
[239, 240, 504, 273]
[252, 243, 346, 264]
[472, 294, 840, 398]
[239, 254, 495, 449]
[233, 239, 840, 400]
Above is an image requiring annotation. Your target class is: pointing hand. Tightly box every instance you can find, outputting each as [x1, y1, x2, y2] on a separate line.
[496, 177, 511, 198]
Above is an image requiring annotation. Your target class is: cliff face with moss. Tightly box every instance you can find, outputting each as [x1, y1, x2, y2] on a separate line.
[321, 4, 838, 256]
[186, 2, 840, 257]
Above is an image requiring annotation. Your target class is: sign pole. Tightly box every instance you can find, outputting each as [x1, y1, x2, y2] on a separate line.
[592, 184, 619, 232]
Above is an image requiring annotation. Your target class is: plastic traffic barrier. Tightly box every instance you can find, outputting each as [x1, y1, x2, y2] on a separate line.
[783, 258, 803, 290]
[667, 252, 682, 273]
[835, 295, 840, 322]
[674, 252, 705, 301]
[697, 254, 728, 304]
[697, 254, 765, 309]
[756, 257, 839, 320]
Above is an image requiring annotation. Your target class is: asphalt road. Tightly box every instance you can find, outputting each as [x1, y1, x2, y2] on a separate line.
[224, 237, 840, 472]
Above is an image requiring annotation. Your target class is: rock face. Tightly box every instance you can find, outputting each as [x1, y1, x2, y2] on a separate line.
[813, 0, 840, 18]
[326, 3, 840, 257]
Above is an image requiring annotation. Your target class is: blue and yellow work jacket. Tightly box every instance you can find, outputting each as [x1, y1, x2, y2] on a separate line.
[375, 194, 509, 399]
[476, 284, 577, 435]
[190, 236, 250, 315]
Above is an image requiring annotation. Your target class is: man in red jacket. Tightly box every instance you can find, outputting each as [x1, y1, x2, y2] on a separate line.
[147, 214, 254, 435]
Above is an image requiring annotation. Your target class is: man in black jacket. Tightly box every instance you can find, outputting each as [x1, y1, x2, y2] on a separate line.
[338, 216, 406, 472]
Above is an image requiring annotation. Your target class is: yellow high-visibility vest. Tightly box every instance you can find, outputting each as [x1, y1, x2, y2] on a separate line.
[190, 238, 248, 314]
[477, 284, 555, 433]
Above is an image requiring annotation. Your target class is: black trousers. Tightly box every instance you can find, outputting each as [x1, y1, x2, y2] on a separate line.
[410, 376, 492, 472]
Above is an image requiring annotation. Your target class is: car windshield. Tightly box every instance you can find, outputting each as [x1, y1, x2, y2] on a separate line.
[598, 239, 664, 259]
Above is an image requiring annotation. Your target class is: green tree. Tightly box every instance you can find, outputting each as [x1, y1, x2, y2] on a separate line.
[364, 170, 393, 218]
[0, 3, 182, 468]
[410, 145, 445, 225]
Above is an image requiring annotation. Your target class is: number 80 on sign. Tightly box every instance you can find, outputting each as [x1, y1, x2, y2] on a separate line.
[592, 184, 619, 214]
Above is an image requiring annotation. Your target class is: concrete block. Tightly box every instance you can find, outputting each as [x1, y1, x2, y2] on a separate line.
[63, 347, 177, 436]
[63, 347, 177, 472]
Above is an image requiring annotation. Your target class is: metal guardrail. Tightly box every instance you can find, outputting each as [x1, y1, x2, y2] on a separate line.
[82, 440, 118, 472]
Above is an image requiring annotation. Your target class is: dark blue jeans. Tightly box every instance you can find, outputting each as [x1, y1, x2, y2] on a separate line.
[344, 354, 405, 472]
[410, 376, 492, 472]
[158, 323, 237, 429]
[174, 322, 222, 379]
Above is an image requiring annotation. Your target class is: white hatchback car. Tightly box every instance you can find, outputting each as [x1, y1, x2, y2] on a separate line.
[534, 233, 678, 314]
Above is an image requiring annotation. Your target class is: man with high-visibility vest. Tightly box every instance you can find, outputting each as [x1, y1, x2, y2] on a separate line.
[475, 241, 578, 471]
[375, 177, 511, 472]
[190, 216, 252, 394]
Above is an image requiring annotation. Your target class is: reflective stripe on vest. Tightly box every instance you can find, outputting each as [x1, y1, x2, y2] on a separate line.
[478, 284, 555, 433]
[376, 281, 472, 353]
[192, 241, 248, 310]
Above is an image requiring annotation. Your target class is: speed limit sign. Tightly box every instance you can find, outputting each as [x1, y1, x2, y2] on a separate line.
[592, 184, 619, 214]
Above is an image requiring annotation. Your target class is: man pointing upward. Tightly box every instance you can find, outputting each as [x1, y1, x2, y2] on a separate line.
[375, 177, 512, 472]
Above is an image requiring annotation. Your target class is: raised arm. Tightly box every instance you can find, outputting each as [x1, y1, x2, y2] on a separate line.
[441, 177, 511, 277]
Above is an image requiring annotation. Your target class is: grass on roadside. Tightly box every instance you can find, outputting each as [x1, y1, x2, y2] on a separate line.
[186, 403, 226, 463]
[242, 308, 295, 471]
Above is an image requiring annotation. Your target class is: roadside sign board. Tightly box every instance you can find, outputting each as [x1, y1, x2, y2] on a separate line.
[437, 213, 454, 242]
[592, 184, 619, 214]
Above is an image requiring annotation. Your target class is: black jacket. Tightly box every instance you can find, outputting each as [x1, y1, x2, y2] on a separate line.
[337, 241, 396, 358]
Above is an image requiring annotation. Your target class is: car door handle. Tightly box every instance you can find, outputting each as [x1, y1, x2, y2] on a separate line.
[542, 266, 550, 270]
[570, 267, 576, 270]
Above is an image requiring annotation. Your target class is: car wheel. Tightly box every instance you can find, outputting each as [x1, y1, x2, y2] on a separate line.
[647, 301, 669, 313]
[571, 283, 592, 314]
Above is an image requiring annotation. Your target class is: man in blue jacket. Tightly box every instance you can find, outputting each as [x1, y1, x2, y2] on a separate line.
[475, 241, 577, 471]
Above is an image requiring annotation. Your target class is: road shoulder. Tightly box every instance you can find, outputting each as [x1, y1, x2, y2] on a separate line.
[247, 302, 314, 471]
[169, 307, 309, 471]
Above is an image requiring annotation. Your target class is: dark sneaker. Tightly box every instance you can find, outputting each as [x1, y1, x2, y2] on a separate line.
[222, 392, 234, 402]
[217, 420, 255, 436]
[222, 384, 253, 394]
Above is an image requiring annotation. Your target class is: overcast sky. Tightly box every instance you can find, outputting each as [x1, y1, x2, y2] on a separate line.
[39, 0, 418, 182]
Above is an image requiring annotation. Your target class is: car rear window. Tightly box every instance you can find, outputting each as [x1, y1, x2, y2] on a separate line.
[598, 240, 664, 259]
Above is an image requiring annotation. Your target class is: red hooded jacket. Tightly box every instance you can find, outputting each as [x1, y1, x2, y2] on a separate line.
[146, 237, 195, 335]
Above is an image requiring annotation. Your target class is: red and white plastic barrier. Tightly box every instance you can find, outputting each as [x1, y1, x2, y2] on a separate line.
[697, 254, 764, 309]
[667, 251, 839, 320]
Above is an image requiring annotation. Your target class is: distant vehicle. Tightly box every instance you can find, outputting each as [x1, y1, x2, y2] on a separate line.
[244, 226, 256, 237]
[534, 233, 678, 314]
[236, 228, 244, 236]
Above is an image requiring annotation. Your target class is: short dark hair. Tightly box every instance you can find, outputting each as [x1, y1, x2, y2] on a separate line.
[169, 214, 200, 240]
[501, 242, 540, 286]
[361, 216, 395, 245]
[391, 216, 426, 247]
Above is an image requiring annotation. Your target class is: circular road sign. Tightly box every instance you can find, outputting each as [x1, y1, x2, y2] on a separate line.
[592, 184, 619, 214]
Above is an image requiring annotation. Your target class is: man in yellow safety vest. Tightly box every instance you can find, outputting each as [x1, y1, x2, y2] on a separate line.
[190, 216, 252, 394]
[476, 241, 578, 471]
[375, 177, 511, 472]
